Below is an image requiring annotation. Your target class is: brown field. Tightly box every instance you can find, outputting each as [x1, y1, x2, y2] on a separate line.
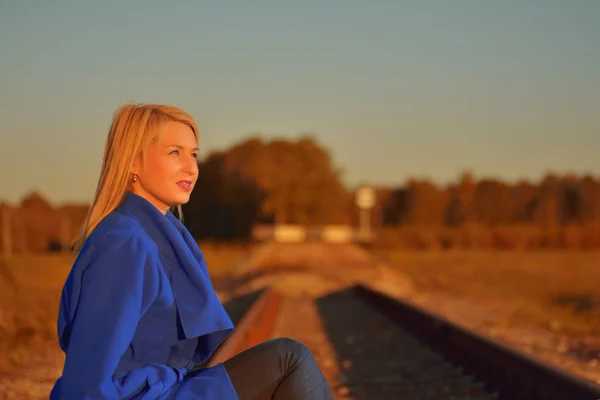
[375, 249, 600, 337]
[0, 242, 252, 373]
[1, 244, 599, 382]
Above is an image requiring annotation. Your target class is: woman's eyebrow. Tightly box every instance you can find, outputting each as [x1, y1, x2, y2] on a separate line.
[167, 144, 199, 151]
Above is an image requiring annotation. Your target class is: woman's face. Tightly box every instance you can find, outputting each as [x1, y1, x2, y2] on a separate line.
[132, 121, 199, 214]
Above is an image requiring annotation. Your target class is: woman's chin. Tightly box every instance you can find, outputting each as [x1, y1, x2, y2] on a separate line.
[173, 193, 192, 206]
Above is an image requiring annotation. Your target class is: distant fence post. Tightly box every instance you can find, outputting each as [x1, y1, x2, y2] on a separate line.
[2, 205, 12, 258]
[60, 214, 71, 251]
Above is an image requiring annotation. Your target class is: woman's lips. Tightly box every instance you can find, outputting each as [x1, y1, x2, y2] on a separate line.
[177, 180, 192, 191]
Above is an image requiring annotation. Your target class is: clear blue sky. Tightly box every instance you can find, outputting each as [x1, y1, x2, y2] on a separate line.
[1, 1, 598, 204]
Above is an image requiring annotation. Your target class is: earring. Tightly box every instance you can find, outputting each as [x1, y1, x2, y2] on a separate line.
[132, 174, 138, 182]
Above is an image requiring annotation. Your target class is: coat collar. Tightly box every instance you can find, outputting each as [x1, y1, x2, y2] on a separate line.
[117, 191, 233, 342]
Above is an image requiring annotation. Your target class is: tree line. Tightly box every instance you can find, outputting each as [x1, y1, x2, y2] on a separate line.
[382, 172, 600, 228]
[1, 135, 599, 252]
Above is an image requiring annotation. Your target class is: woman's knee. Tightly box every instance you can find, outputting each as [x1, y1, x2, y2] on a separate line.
[271, 337, 313, 365]
[270, 338, 332, 398]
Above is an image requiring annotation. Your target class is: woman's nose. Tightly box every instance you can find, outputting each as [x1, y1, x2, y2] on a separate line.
[182, 156, 198, 174]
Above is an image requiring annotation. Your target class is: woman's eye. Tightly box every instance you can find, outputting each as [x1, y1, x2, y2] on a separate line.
[192, 153, 198, 159]
[170, 150, 179, 155]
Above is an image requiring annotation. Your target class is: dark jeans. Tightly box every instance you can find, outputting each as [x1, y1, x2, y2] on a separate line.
[223, 337, 334, 400]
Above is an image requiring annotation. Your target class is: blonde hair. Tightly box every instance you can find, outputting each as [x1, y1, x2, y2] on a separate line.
[71, 103, 199, 252]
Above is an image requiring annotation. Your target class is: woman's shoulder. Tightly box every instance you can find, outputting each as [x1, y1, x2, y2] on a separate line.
[85, 210, 157, 256]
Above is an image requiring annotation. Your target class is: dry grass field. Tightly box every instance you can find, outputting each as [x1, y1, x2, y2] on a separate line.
[2, 243, 599, 385]
[375, 249, 600, 337]
[0, 243, 252, 374]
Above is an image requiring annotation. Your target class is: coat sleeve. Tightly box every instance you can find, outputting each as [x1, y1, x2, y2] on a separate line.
[56, 227, 188, 399]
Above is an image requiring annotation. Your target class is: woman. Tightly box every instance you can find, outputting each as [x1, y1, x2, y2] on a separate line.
[50, 104, 333, 399]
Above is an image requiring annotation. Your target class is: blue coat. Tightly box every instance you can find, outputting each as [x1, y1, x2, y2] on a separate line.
[50, 192, 238, 399]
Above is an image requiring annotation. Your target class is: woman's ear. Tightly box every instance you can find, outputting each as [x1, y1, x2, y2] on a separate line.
[130, 156, 141, 175]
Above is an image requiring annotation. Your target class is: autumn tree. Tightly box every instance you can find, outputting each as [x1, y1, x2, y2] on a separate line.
[471, 179, 514, 225]
[181, 152, 265, 241]
[382, 188, 409, 226]
[511, 179, 536, 222]
[221, 135, 348, 225]
[445, 171, 476, 226]
[401, 179, 449, 226]
[531, 173, 561, 228]
[19, 192, 60, 252]
[575, 175, 600, 222]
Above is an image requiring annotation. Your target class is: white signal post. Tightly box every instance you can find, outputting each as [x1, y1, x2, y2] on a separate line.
[355, 186, 376, 241]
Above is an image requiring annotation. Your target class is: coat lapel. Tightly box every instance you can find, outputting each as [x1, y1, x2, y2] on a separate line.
[118, 192, 234, 342]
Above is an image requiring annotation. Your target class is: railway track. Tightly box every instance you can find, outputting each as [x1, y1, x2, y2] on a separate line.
[211, 283, 600, 400]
